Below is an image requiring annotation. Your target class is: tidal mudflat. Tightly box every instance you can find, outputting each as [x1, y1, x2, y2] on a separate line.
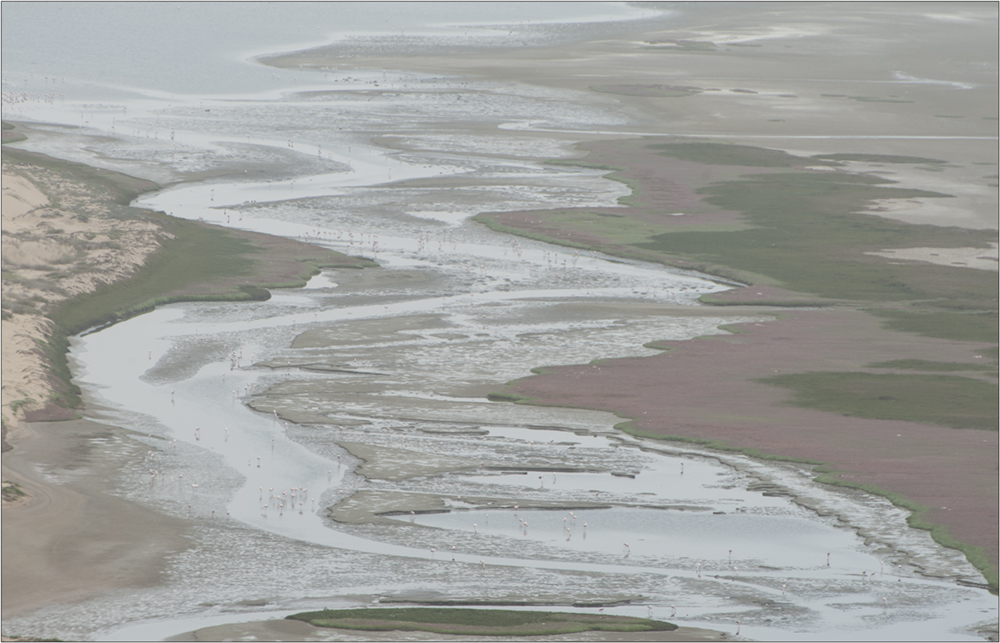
[16, 260, 993, 642]
[2, 3, 997, 641]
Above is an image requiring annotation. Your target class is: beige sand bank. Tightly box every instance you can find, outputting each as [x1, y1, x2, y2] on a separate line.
[1, 158, 163, 434]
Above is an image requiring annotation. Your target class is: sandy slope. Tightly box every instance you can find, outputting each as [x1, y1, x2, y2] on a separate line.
[2, 171, 58, 435]
[2, 161, 163, 434]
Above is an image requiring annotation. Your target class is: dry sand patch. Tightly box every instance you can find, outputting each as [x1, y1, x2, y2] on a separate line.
[1, 418, 190, 619]
[868, 243, 999, 271]
[1, 173, 48, 219]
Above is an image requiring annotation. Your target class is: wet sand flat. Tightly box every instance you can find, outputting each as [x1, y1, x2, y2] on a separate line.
[1, 417, 190, 616]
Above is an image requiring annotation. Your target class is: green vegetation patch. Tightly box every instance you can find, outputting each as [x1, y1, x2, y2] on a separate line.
[851, 96, 913, 103]
[872, 309, 998, 344]
[648, 142, 837, 168]
[633, 159, 993, 308]
[1, 121, 27, 144]
[2, 481, 28, 502]
[50, 213, 369, 337]
[288, 607, 676, 636]
[3, 145, 158, 206]
[35, 332, 82, 413]
[809, 470, 999, 590]
[758, 371, 998, 430]
[485, 143, 997, 342]
[867, 359, 996, 373]
[51, 218, 262, 336]
[590, 84, 701, 97]
[813, 153, 946, 165]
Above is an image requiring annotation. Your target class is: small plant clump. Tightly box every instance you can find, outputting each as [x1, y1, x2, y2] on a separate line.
[2, 481, 29, 502]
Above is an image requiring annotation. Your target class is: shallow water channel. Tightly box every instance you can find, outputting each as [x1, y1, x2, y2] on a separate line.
[4, 42, 997, 643]
[21, 182, 992, 641]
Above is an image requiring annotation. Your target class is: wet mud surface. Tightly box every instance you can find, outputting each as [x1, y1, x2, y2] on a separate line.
[3, 5, 997, 641]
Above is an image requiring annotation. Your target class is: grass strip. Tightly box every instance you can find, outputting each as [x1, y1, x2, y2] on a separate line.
[866, 358, 996, 373]
[757, 372, 998, 431]
[288, 607, 676, 636]
[870, 308, 998, 344]
[810, 471, 999, 591]
[812, 153, 946, 164]
[612, 426, 998, 591]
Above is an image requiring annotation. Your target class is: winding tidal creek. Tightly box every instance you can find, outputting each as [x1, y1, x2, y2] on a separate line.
[23, 140, 993, 641]
[3, 5, 997, 640]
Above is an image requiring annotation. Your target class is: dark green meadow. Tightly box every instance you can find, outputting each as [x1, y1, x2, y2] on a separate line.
[51, 212, 372, 337]
[759, 371, 998, 431]
[639, 156, 992, 312]
[288, 607, 677, 636]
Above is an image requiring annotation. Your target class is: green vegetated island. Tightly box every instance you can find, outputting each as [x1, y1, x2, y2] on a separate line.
[287, 607, 677, 637]
[477, 139, 999, 590]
